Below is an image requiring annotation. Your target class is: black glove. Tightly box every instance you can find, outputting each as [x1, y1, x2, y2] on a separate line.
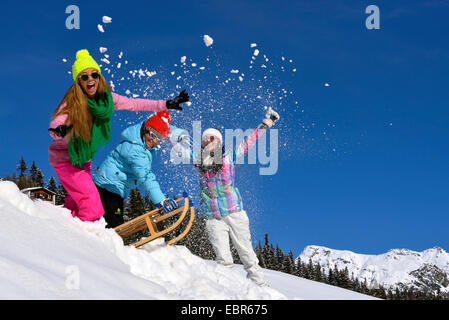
[166, 89, 189, 110]
[48, 125, 73, 138]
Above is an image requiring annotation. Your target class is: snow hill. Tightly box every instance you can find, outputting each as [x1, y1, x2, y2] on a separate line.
[0, 181, 374, 300]
[298, 245, 449, 294]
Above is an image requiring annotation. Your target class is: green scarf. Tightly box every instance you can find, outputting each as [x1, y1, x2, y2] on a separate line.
[68, 90, 114, 167]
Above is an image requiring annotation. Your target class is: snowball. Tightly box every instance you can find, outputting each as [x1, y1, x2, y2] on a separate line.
[102, 16, 112, 24]
[203, 35, 214, 47]
[146, 71, 157, 77]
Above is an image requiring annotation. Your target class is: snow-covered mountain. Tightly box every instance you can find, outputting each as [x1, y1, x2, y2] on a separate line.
[298, 245, 449, 294]
[0, 181, 374, 300]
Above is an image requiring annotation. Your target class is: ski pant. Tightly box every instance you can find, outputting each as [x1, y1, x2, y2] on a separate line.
[206, 210, 266, 286]
[53, 161, 104, 222]
[96, 184, 124, 228]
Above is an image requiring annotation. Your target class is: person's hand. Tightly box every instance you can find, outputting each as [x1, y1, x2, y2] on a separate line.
[262, 107, 280, 128]
[48, 125, 73, 137]
[156, 197, 179, 213]
[166, 89, 189, 110]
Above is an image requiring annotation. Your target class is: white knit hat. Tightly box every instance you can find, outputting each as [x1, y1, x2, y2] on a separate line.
[202, 128, 223, 144]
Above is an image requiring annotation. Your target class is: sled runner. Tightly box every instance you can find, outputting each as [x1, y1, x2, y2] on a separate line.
[114, 196, 195, 247]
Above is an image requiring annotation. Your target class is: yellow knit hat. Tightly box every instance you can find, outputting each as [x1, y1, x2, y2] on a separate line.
[72, 49, 101, 82]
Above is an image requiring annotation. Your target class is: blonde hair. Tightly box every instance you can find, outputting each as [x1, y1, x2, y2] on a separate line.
[52, 74, 111, 142]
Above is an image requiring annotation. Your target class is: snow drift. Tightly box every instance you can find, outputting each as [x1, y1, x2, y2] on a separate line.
[0, 181, 374, 300]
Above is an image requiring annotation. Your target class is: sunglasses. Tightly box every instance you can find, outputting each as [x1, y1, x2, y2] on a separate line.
[145, 128, 165, 144]
[202, 135, 215, 143]
[79, 72, 100, 81]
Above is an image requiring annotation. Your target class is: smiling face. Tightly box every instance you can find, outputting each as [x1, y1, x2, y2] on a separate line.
[144, 132, 160, 149]
[78, 68, 100, 98]
[202, 134, 219, 151]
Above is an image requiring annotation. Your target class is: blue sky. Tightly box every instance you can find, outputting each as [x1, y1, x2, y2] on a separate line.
[1, 0, 448, 256]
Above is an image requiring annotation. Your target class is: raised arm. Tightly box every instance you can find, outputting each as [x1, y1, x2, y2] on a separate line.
[112, 89, 190, 112]
[112, 92, 167, 112]
[232, 107, 280, 161]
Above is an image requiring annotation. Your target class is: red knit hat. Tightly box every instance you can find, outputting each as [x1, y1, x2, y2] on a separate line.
[144, 111, 171, 139]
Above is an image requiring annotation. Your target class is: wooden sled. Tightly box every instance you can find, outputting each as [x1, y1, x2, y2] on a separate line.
[114, 197, 195, 248]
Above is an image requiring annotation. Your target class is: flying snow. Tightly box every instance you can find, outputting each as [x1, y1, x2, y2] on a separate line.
[203, 35, 214, 47]
[102, 16, 112, 24]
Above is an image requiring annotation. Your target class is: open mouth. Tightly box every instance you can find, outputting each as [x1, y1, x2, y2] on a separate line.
[86, 83, 96, 91]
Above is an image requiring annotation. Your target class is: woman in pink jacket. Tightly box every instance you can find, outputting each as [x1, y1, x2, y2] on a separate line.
[48, 49, 189, 223]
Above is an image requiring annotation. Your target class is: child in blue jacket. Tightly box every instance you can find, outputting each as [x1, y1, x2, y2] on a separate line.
[93, 111, 183, 228]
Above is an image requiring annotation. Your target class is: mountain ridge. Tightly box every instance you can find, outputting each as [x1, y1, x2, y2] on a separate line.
[297, 245, 449, 295]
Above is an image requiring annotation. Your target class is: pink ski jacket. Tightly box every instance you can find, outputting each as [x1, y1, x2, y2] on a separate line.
[48, 92, 167, 167]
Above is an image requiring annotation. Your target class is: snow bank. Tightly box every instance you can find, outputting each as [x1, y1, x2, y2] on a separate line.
[0, 181, 283, 299]
[0, 181, 374, 300]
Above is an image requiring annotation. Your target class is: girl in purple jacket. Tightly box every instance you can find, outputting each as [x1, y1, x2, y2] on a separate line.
[48, 49, 188, 223]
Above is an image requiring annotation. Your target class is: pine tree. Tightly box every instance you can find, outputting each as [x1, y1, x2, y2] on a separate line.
[34, 169, 45, 187]
[255, 240, 266, 269]
[177, 216, 215, 260]
[123, 188, 148, 245]
[281, 251, 295, 275]
[312, 262, 323, 282]
[17, 157, 27, 178]
[56, 182, 68, 206]
[126, 188, 146, 220]
[29, 161, 38, 183]
[275, 245, 284, 271]
[339, 267, 352, 289]
[47, 176, 58, 193]
[294, 257, 303, 277]
[262, 233, 276, 270]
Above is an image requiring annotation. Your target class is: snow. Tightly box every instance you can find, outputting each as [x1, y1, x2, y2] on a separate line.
[299, 245, 449, 293]
[0, 181, 374, 300]
[102, 16, 112, 24]
[203, 35, 214, 47]
[97, 24, 104, 33]
[99, 47, 108, 53]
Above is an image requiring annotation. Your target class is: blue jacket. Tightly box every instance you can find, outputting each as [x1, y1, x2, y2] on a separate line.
[93, 121, 175, 204]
